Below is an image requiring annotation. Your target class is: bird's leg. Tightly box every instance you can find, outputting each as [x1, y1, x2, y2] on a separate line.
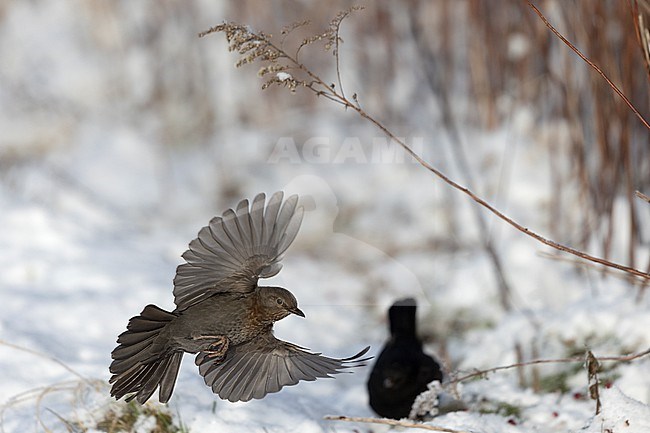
[193, 335, 229, 361]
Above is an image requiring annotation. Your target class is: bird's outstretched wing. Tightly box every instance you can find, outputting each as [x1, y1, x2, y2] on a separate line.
[195, 331, 371, 402]
[173, 192, 303, 310]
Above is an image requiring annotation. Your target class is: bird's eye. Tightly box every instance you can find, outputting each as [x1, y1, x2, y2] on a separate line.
[276, 298, 284, 305]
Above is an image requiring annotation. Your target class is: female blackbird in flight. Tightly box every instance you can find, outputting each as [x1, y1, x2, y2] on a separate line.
[110, 192, 369, 404]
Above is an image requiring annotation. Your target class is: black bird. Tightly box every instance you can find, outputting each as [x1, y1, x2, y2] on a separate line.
[367, 298, 442, 419]
[109, 192, 369, 404]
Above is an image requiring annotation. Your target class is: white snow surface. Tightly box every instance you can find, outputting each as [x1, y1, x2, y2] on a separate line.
[276, 72, 293, 82]
[2, 2, 650, 433]
[579, 386, 650, 433]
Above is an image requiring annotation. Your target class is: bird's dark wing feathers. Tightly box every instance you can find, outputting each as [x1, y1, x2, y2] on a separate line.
[173, 192, 303, 310]
[195, 331, 371, 403]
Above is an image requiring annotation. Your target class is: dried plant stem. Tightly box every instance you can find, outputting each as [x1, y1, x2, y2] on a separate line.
[586, 351, 601, 414]
[354, 108, 650, 280]
[631, 0, 650, 83]
[526, 0, 650, 132]
[451, 346, 650, 384]
[331, 9, 353, 100]
[203, 17, 650, 282]
[636, 190, 650, 203]
[349, 109, 650, 280]
[324, 415, 473, 433]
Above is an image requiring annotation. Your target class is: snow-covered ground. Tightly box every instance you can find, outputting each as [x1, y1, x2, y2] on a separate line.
[2, 2, 650, 433]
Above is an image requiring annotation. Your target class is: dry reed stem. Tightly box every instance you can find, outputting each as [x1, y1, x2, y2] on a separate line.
[526, 0, 650, 132]
[630, 0, 650, 82]
[636, 190, 650, 203]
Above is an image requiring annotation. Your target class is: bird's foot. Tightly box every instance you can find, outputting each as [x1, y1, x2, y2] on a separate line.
[196, 335, 229, 362]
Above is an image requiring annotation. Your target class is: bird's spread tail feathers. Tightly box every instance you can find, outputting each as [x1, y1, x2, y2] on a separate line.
[109, 304, 182, 404]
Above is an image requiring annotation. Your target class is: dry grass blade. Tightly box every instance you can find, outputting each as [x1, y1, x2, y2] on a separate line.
[0, 380, 102, 433]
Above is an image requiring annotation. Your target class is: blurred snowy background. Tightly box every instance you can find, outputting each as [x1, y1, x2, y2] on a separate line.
[2, 1, 650, 432]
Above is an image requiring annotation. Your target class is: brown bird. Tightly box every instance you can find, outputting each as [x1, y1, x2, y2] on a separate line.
[109, 192, 369, 404]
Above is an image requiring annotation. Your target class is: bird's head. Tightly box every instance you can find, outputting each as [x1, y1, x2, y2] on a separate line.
[257, 286, 305, 322]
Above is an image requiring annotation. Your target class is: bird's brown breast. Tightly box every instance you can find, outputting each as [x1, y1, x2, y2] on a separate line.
[163, 292, 271, 350]
[240, 292, 274, 341]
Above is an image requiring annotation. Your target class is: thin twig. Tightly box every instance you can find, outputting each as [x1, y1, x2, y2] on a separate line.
[406, 5, 514, 310]
[635, 190, 650, 203]
[526, 0, 650, 132]
[349, 107, 650, 281]
[324, 415, 474, 433]
[0, 380, 100, 433]
[451, 346, 650, 384]
[333, 14, 346, 100]
[586, 351, 601, 415]
[536, 251, 640, 280]
[204, 17, 650, 284]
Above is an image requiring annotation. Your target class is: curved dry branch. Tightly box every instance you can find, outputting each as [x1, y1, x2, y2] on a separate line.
[201, 14, 650, 285]
[451, 346, 650, 384]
